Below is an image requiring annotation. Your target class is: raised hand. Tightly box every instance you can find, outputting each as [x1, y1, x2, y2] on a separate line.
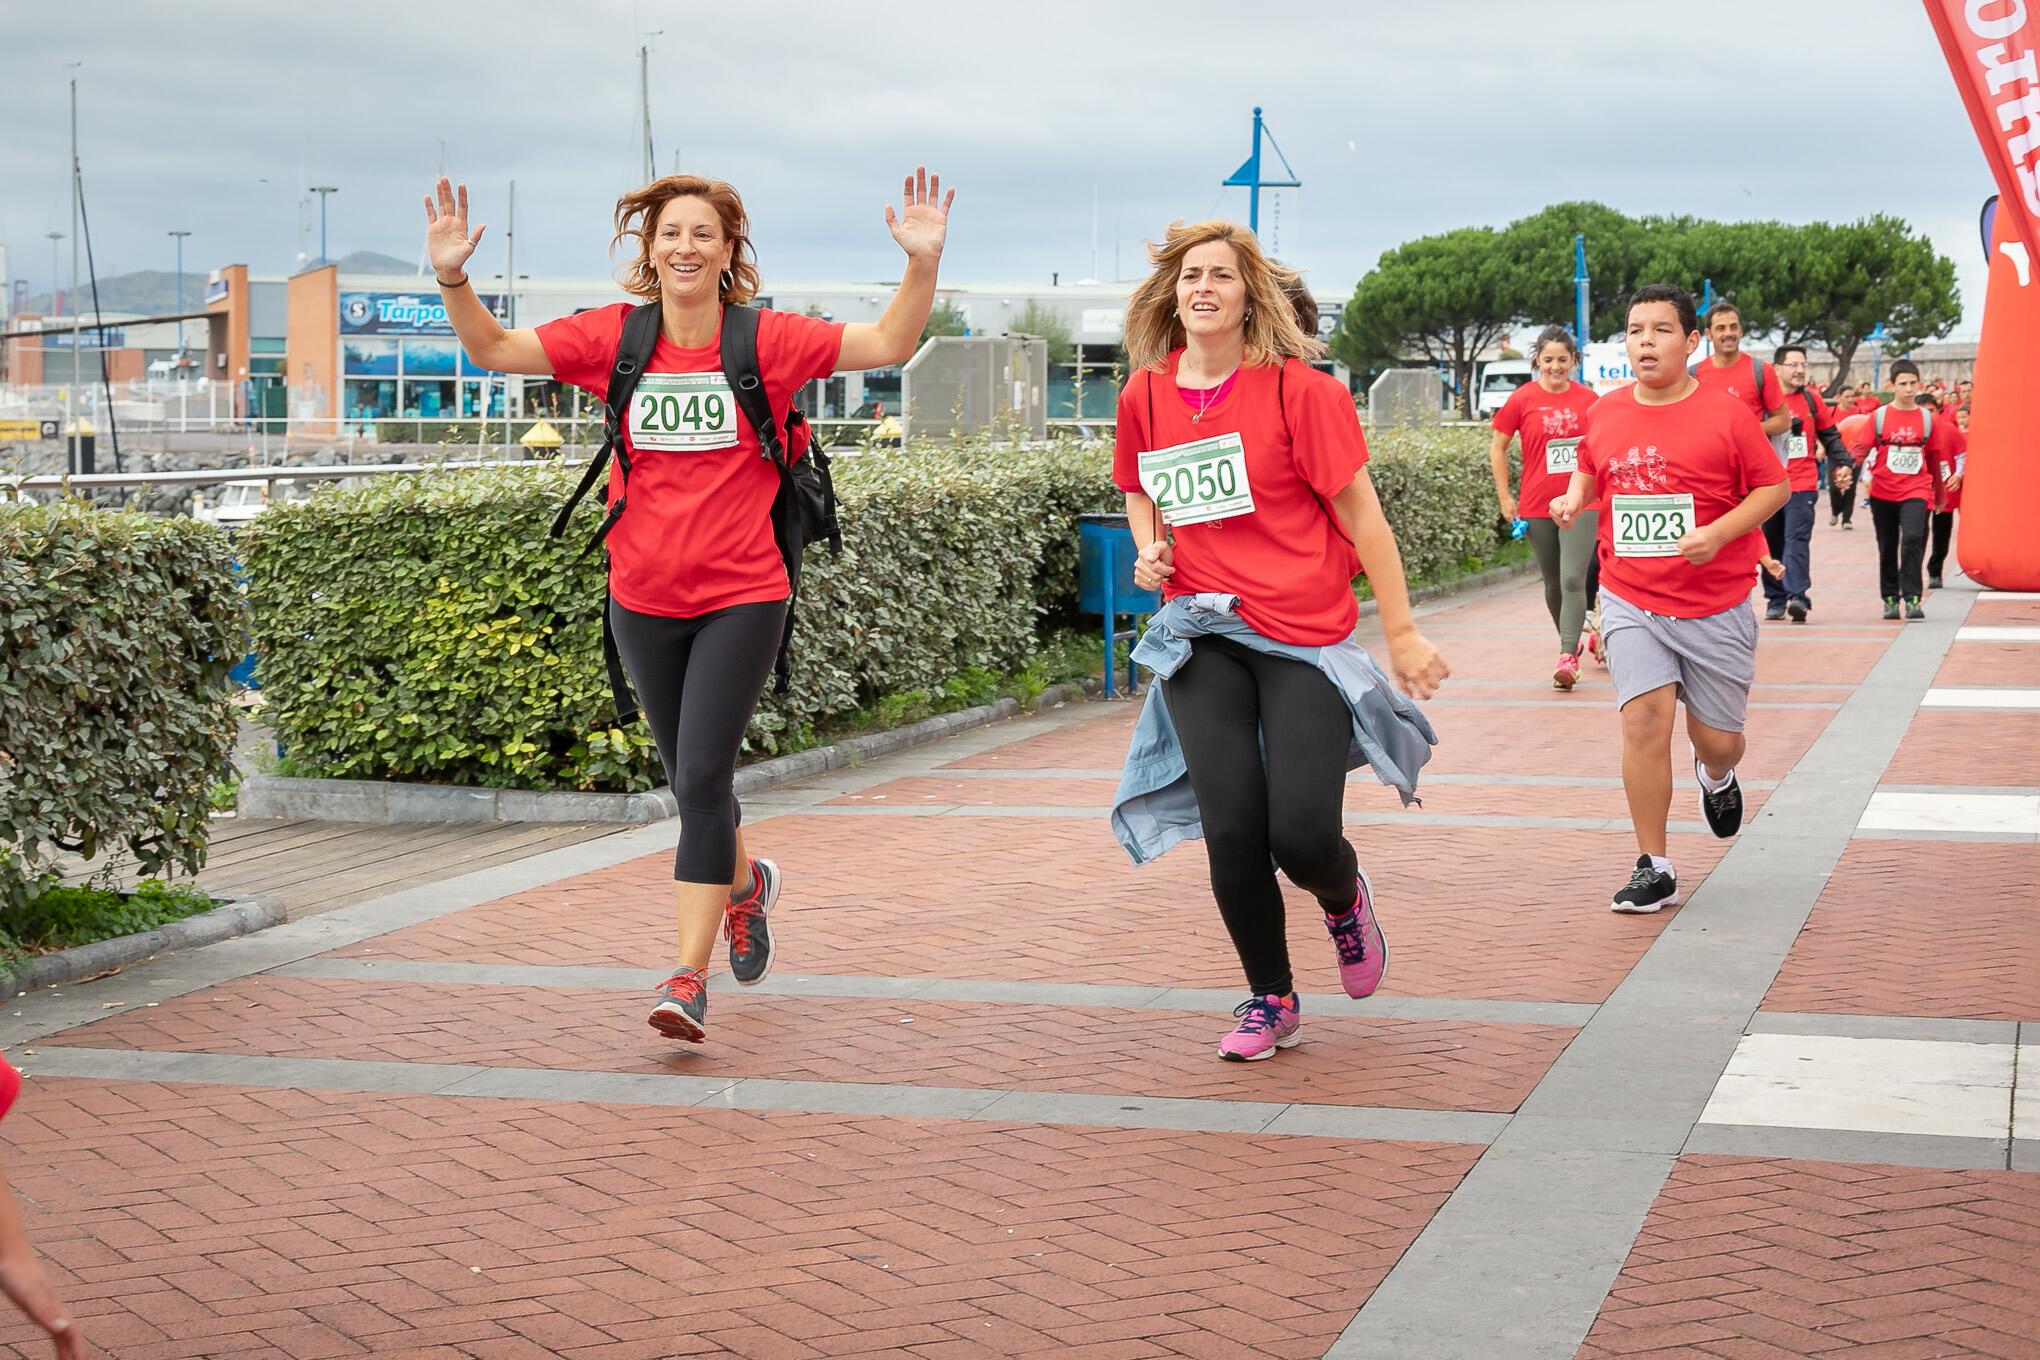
[884, 166, 954, 260]
[422, 177, 486, 280]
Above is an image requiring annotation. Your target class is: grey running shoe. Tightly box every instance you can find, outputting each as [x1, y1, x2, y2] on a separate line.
[1905, 597, 1926, 621]
[724, 856, 780, 987]
[649, 967, 708, 1042]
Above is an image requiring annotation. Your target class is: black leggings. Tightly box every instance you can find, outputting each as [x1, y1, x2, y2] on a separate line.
[1162, 635, 1358, 998]
[1869, 497, 1929, 601]
[1928, 509, 1956, 579]
[607, 596, 786, 884]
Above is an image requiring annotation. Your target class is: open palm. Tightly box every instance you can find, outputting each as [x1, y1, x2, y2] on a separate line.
[422, 177, 486, 277]
[884, 166, 954, 260]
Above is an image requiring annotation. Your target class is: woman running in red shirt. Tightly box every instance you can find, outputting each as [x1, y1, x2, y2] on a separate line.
[1113, 221, 1448, 1062]
[1490, 326, 1600, 689]
[427, 168, 954, 1045]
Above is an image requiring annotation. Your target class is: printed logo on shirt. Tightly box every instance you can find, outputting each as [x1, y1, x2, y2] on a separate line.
[1539, 407, 1581, 436]
[1603, 443, 1672, 494]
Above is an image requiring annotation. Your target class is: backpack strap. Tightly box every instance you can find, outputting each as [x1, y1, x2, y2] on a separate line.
[1875, 406, 1885, 441]
[550, 302, 661, 549]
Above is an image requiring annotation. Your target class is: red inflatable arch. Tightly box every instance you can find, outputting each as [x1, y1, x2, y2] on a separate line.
[1955, 224, 2040, 591]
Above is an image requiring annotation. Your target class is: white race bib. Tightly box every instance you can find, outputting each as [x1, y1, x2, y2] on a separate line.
[1544, 437, 1581, 476]
[629, 373, 738, 452]
[1886, 445, 1924, 475]
[1139, 432, 1256, 527]
[1786, 434, 1808, 462]
[1611, 493, 1696, 559]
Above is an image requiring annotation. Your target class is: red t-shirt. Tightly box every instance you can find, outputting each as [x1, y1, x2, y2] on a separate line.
[537, 303, 845, 618]
[0, 1054, 18, 1121]
[1692, 352, 1786, 424]
[1577, 383, 1786, 619]
[1937, 421, 1967, 511]
[1779, 386, 1837, 492]
[1114, 353, 1368, 646]
[1847, 405, 1958, 506]
[1492, 380, 1599, 517]
[1851, 396, 1882, 416]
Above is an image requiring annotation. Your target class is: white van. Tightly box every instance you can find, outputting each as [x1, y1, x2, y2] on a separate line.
[193, 480, 269, 527]
[1474, 360, 1535, 418]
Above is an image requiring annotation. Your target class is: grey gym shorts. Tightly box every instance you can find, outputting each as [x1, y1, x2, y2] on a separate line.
[1599, 586, 1758, 733]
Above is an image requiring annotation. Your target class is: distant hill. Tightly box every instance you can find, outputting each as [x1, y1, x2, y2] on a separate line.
[10, 249, 424, 317]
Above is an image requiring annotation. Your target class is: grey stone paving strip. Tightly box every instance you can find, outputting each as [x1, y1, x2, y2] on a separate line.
[1747, 1011, 2026, 1044]
[15, 1046, 1504, 1143]
[1334, 590, 1979, 1360]
[0, 704, 1113, 1049]
[1876, 783, 2040, 797]
[828, 768, 1785, 791]
[267, 958, 1600, 1027]
[1684, 1123, 2013, 1172]
[1417, 698, 1842, 711]
[750, 803, 1722, 834]
[1853, 828, 2039, 844]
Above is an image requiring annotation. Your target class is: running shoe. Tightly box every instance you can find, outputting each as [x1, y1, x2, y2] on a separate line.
[1786, 596, 1809, 624]
[1928, 575, 1944, 590]
[649, 967, 709, 1042]
[1325, 869, 1388, 999]
[1552, 653, 1581, 691]
[1905, 597, 1926, 621]
[1829, 512, 1839, 526]
[1882, 597, 1901, 620]
[1610, 855, 1678, 914]
[1842, 521, 1854, 530]
[1217, 994, 1301, 1062]
[724, 856, 780, 987]
[1764, 601, 1787, 621]
[1695, 760, 1744, 839]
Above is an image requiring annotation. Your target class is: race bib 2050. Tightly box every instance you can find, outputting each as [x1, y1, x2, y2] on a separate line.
[1139, 433, 1256, 527]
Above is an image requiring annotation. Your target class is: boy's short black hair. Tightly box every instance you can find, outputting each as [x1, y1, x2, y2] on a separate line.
[1704, 299, 1743, 326]
[1918, 392, 1941, 410]
[1628, 284, 1700, 336]
[1774, 343, 1807, 364]
[1888, 360, 1921, 382]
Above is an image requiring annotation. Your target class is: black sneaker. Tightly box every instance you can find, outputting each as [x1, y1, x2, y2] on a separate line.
[649, 967, 709, 1042]
[1882, 597, 1901, 620]
[1611, 855, 1678, 914]
[1696, 761, 1744, 839]
[1927, 575, 1944, 590]
[1787, 596, 1809, 623]
[1764, 601, 1787, 621]
[724, 856, 780, 986]
[1905, 597, 1926, 621]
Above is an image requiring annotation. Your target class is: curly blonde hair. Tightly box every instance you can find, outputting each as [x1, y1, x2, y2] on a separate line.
[611, 175, 760, 305]
[1123, 220, 1325, 371]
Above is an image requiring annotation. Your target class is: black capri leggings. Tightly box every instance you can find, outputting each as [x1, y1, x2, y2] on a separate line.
[607, 596, 786, 884]
[1161, 634, 1359, 998]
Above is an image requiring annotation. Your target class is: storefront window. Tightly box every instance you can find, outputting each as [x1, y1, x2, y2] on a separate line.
[345, 379, 398, 420]
[401, 340, 459, 377]
[403, 380, 457, 418]
[344, 339, 398, 376]
[459, 381, 505, 418]
[857, 367, 901, 419]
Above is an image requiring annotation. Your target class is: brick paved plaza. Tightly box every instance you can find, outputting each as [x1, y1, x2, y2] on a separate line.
[3, 518, 2035, 1359]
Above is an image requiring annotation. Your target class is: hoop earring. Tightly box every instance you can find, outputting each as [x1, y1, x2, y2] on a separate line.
[720, 269, 734, 294]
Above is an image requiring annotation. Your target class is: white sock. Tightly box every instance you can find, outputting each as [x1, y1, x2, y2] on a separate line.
[1694, 759, 1734, 793]
[1650, 855, 1674, 877]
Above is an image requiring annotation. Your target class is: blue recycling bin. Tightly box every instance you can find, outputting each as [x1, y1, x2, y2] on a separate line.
[1077, 514, 1160, 696]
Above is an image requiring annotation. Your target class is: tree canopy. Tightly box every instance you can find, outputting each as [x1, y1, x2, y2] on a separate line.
[1009, 300, 1075, 365]
[1335, 204, 1960, 410]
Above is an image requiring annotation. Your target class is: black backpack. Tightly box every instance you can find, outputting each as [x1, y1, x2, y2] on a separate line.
[550, 302, 843, 723]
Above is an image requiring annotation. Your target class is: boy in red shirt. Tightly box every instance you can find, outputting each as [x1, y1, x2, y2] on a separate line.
[1846, 361, 1961, 619]
[1552, 285, 1789, 913]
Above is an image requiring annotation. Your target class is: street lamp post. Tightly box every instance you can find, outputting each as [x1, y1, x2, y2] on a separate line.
[309, 186, 338, 268]
[168, 229, 191, 357]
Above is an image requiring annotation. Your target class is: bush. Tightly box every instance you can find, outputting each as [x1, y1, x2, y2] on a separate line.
[0, 501, 245, 912]
[0, 877, 219, 973]
[240, 426, 1501, 795]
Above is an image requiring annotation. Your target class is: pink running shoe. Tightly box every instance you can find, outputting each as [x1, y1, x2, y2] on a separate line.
[1217, 994, 1301, 1062]
[1552, 653, 1581, 690]
[1325, 869, 1388, 999]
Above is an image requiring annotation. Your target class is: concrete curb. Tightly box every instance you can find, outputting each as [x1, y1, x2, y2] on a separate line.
[239, 678, 1103, 826]
[1, 896, 284, 994]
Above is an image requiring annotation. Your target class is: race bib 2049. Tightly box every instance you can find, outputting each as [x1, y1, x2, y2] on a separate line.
[1611, 493, 1696, 559]
[630, 373, 739, 452]
[1544, 437, 1581, 476]
[1139, 432, 1256, 527]
[1885, 445, 1924, 475]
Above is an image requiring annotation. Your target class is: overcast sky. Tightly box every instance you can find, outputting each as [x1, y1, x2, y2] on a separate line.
[0, 0, 2000, 336]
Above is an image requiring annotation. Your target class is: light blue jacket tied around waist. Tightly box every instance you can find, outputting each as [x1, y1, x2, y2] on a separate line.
[1109, 593, 1438, 865]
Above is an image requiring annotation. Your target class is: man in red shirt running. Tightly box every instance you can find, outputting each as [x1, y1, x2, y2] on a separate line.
[1767, 344, 1849, 622]
[1691, 302, 1793, 619]
[1552, 284, 1789, 914]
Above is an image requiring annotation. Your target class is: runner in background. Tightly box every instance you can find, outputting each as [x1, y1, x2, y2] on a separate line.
[1768, 345, 1845, 623]
[1920, 392, 1966, 589]
[1691, 302, 1792, 441]
[1847, 360, 1961, 620]
[1490, 326, 1600, 688]
[1551, 284, 1789, 914]
[1108, 219, 1448, 1062]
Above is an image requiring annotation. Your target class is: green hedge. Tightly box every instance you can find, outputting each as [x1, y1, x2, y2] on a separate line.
[242, 427, 1498, 795]
[0, 502, 244, 912]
